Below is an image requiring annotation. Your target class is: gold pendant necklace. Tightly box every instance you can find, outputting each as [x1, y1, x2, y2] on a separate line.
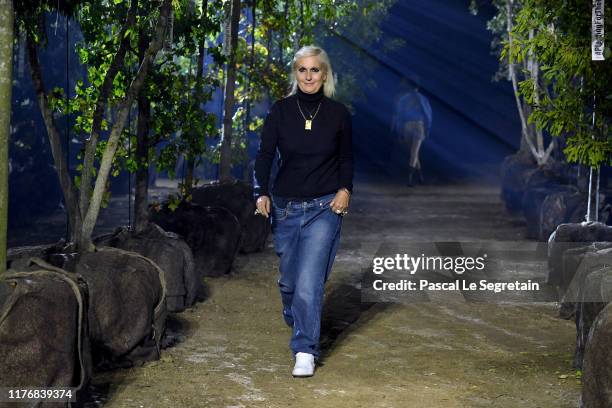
[297, 99, 322, 131]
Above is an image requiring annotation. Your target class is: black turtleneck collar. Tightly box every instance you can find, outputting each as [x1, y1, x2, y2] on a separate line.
[297, 86, 324, 103]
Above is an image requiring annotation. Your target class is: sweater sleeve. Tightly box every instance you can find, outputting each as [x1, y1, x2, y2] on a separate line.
[339, 105, 354, 193]
[253, 103, 279, 198]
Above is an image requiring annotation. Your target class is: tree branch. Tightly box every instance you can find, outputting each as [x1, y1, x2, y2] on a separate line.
[79, 0, 138, 217]
[26, 33, 82, 239]
[79, 0, 173, 251]
[542, 139, 556, 164]
[506, 0, 539, 162]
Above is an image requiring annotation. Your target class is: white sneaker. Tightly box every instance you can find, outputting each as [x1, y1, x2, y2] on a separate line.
[292, 352, 315, 377]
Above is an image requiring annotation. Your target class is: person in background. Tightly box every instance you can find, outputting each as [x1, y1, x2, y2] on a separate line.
[253, 45, 353, 377]
[391, 78, 432, 186]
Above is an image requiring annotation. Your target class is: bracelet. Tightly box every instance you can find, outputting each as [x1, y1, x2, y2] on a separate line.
[338, 187, 351, 197]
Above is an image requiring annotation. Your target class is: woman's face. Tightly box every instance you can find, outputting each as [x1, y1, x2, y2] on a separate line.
[295, 56, 327, 94]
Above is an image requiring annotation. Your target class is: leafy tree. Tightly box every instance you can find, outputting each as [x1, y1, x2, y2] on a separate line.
[471, 0, 556, 166]
[152, 0, 401, 185]
[475, 0, 611, 220]
[132, 0, 223, 231]
[504, 0, 611, 168]
[506, 0, 611, 220]
[67, 0, 224, 232]
[476, 0, 612, 167]
[216, 0, 400, 179]
[11, 0, 401, 248]
[0, 0, 14, 277]
[17, 0, 173, 251]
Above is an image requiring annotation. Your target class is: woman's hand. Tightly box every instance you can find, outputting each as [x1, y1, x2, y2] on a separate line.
[330, 189, 350, 216]
[255, 195, 271, 218]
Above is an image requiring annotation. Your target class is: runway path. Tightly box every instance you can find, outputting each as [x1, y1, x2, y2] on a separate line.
[83, 181, 581, 408]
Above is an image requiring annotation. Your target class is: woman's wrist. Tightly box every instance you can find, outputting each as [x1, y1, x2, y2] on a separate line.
[337, 187, 351, 197]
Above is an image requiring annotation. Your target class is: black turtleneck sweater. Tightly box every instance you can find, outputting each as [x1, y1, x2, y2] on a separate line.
[253, 87, 354, 200]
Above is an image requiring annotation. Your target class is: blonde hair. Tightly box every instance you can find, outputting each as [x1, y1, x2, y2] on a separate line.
[288, 45, 336, 98]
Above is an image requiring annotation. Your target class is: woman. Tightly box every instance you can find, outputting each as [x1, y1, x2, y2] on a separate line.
[253, 45, 353, 377]
[390, 78, 431, 186]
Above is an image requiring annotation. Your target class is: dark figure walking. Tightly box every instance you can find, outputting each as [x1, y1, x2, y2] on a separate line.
[391, 80, 432, 186]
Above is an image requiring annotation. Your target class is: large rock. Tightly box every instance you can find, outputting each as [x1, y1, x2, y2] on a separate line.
[150, 201, 241, 277]
[94, 224, 203, 313]
[523, 164, 567, 190]
[522, 185, 574, 239]
[0, 259, 92, 403]
[547, 222, 612, 288]
[557, 243, 612, 305]
[191, 180, 270, 253]
[582, 302, 612, 408]
[520, 163, 576, 238]
[573, 266, 612, 369]
[501, 153, 576, 216]
[550, 247, 612, 369]
[64, 247, 167, 369]
[539, 189, 585, 241]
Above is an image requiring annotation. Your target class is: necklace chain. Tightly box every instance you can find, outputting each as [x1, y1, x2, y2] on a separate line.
[297, 98, 322, 121]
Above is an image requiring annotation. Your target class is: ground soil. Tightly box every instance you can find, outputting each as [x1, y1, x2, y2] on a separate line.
[11, 180, 581, 407]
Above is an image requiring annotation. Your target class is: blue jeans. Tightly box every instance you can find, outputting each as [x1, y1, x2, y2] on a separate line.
[271, 192, 343, 359]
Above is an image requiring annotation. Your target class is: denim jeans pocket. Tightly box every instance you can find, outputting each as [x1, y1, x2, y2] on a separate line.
[272, 202, 289, 221]
[319, 196, 336, 214]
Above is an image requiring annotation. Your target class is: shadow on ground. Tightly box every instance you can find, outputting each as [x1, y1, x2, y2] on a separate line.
[319, 281, 391, 364]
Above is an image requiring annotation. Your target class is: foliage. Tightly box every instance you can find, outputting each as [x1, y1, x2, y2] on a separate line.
[15, 0, 400, 225]
[36, 0, 400, 186]
[477, 0, 612, 167]
[471, 0, 556, 165]
[217, 0, 400, 172]
[16, 0, 173, 250]
[148, 0, 224, 179]
[506, 0, 612, 167]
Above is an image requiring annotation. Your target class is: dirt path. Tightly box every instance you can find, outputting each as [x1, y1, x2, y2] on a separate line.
[85, 182, 581, 408]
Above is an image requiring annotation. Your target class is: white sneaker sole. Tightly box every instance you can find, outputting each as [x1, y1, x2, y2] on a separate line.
[292, 370, 314, 377]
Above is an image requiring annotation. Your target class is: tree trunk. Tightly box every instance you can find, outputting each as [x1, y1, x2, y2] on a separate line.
[134, 30, 151, 234]
[506, 0, 537, 160]
[218, 0, 240, 182]
[134, 95, 150, 233]
[506, 1, 554, 166]
[78, 0, 172, 251]
[299, 0, 304, 43]
[79, 0, 137, 218]
[587, 96, 600, 222]
[184, 159, 195, 191]
[279, 0, 288, 66]
[242, 0, 256, 182]
[587, 166, 600, 222]
[0, 0, 14, 277]
[185, 0, 209, 192]
[245, 0, 256, 126]
[27, 33, 82, 242]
